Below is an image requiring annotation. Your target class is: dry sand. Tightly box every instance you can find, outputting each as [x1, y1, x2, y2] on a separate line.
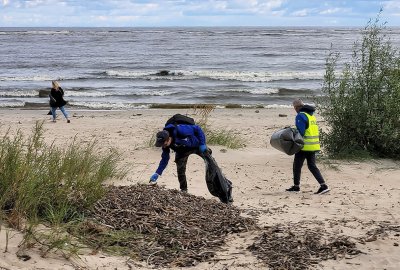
[0, 107, 399, 270]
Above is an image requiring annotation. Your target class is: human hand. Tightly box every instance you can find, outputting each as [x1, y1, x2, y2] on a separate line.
[199, 144, 207, 153]
[149, 173, 159, 185]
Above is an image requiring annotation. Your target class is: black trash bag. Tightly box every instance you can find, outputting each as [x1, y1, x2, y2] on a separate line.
[202, 151, 233, 204]
[270, 127, 304, 155]
[165, 114, 195, 126]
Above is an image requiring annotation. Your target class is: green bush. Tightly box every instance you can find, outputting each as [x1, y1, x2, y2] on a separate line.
[0, 121, 124, 224]
[317, 13, 400, 159]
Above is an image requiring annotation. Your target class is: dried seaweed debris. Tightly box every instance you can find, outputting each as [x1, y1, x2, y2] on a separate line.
[248, 221, 362, 270]
[81, 184, 257, 267]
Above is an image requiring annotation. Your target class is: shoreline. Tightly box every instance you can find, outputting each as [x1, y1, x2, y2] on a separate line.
[3, 102, 294, 110]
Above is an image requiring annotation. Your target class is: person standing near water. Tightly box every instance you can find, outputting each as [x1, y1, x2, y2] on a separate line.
[49, 81, 70, 123]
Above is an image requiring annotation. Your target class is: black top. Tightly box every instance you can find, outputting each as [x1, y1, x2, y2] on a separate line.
[50, 87, 67, 108]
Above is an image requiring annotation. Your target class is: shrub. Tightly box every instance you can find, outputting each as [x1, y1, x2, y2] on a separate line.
[317, 13, 400, 159]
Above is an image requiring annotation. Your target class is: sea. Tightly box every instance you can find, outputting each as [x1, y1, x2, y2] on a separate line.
[1, 27, 400, 110]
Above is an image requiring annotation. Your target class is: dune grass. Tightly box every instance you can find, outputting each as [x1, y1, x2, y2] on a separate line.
[0, 121, 125, 226]
[194, 104, 245, 149]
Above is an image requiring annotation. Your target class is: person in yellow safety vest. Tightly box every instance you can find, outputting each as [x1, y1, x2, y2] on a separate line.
[286, 99, 330, 194]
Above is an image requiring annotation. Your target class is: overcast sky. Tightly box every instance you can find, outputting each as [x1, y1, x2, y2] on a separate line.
[1, 0, 400, 27]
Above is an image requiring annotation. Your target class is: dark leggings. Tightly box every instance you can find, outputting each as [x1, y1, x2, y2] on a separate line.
[175, 148, 201, 191]
[293, 151, 325, 186]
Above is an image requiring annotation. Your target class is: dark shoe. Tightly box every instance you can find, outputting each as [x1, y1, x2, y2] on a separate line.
[181, 189, 188, 193]
[67, 119, 70, 123]
[286, 185, 300, 192]
[315, 185, 330, 194]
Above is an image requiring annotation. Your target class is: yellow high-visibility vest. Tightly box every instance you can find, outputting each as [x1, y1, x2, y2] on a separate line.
[301, 112, 320, 151]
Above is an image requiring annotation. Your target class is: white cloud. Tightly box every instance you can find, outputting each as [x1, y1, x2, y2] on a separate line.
[319, 8, 342, 15]
[383, 1, 400, 13]
[0, 0, 400, 27]
[24, 0, 46, 8]
[292, 8, 312, 17]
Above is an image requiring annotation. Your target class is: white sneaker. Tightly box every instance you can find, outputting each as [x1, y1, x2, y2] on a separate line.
[315, 185, 330, 194]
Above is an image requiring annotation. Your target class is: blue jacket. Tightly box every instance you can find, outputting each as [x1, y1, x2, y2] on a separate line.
[156, 124, 206, 175]
[295, 104, 316, 136]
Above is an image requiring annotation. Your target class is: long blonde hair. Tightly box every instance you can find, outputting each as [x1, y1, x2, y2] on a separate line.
[52, 81, 60, 89]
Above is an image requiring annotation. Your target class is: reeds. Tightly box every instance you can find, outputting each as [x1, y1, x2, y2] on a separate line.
[194, 104, 245, 149]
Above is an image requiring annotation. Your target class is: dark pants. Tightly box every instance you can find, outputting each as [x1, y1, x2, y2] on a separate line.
[175, 148, 202, 191]
[293, 151, 325, 186]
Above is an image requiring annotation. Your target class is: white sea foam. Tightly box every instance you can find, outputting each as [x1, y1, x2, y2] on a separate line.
[264, 104, 293, 109]
[0, 90, 38, 97]
[104, 69, 324, 82]
[221, 88, 280, 95]
[0, 101, 25, 107]
[105, 70, 152, 78]
[69, 101, 150, 110]
[188, 70, 324, 82]
[66, 91, 109, 97]
[0, 75, 55, 82]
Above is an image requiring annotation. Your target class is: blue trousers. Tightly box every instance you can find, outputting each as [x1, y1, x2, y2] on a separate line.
[51, 106, 68, 120]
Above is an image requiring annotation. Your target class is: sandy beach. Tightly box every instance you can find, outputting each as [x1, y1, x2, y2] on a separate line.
[0, 107, 399, 270]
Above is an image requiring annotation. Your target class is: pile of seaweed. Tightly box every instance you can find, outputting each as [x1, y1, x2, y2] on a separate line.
[78, 185, 257, 267]
[248, 220, 363, 270]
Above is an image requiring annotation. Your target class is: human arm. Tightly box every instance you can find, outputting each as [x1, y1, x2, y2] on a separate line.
[295, 113, 308, 136]
[49, 94, 56, 103]
[150, 148, 170, 184]
[193, 125, 207, 153]
[155, 147, 170, 176]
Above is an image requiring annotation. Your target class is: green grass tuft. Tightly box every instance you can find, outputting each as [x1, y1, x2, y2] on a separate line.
[0, 121, 125, 225]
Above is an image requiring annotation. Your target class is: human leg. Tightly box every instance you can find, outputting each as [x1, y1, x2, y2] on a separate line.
[175, 155, 189, 191]
[305, 152, 325, 185]
[175, 149, 199, 191]
[51, 107, 57, 121]
[305, 152, 330, 194]
[293, 151, 306, 186]
[287, 151, 306, 191]
[59, 106, 70, 122]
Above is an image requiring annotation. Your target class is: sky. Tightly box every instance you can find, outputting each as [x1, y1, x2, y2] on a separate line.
[1, 0, 400, 27]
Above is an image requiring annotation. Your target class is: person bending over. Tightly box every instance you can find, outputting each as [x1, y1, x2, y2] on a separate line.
[150, 121, 208, 193]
